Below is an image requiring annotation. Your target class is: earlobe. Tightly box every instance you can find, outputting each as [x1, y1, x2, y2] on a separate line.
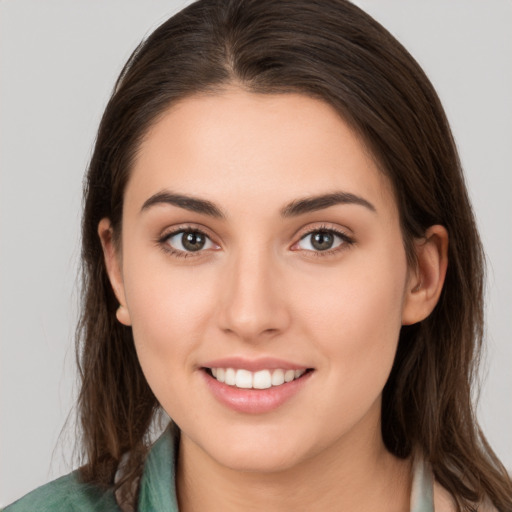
[98, 218, 132, 326]
[116, 304, 131, 325]
[402, 225, 449, 326]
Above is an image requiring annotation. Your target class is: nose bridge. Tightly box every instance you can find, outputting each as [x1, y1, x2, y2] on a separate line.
[218, 242, 289, 340]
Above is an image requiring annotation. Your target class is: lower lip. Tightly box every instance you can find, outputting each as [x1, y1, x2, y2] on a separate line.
[202, 370, 313, 414]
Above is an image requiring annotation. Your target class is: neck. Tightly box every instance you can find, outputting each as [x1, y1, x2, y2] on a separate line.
[176, 409, 412, 512]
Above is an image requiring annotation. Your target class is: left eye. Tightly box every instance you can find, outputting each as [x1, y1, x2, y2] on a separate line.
[165, 230, 216, 252]
[297, 230, 346, 252]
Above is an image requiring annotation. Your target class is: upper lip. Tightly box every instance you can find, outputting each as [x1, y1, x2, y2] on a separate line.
[201, 356, 311, 372]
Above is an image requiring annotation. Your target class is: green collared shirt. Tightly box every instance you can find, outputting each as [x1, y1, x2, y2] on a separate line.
[4, 430, 434, 512]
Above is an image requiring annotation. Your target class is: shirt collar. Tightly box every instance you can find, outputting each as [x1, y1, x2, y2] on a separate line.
[410, 450, 435, 512]
[137, 426, 180, 512]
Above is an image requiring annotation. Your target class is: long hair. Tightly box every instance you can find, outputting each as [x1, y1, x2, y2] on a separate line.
[77, 0, 512, 509]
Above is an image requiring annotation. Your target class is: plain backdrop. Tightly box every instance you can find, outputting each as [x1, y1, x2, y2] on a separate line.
[1, 0, 511, 506]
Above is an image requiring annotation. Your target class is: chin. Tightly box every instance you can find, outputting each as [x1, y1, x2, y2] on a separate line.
[214, 446, 304, 474]
[193, 427, 313, 474]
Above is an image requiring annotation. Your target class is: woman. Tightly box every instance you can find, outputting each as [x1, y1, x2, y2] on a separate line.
[5, 0, 511, 511]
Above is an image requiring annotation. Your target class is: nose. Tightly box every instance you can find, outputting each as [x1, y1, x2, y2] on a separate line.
[217, 247, 291, 342]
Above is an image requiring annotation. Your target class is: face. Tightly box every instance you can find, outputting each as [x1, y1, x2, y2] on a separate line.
[104, 89, 421, 473]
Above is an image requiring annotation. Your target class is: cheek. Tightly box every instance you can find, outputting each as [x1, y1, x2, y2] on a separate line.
[122, 258, 219, 377]
[298, 245, 407, 389]
[123, 265, 223, 424]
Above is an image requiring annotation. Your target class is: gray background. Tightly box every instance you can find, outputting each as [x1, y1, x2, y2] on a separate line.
[1, 0, 510, 506]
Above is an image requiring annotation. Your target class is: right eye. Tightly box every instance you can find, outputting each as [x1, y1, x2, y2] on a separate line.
[164, 230, 217, 254]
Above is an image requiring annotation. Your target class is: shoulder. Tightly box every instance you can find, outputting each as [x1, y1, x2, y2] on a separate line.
[433, 480, 457, 512]
[433, 481, 499, 512]
[3, 471, 120, 512]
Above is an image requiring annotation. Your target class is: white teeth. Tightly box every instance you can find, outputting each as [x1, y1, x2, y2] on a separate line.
[284, 369, 295, 383]
[235, 369, 253, 389]
[225, 368, 236, 386]
[271, 369, 285, 386]
[253, 370, 272, 389]
[209, 367, 307, 389]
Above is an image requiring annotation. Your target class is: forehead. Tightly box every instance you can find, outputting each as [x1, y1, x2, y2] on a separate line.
[127, 89, 396, 218]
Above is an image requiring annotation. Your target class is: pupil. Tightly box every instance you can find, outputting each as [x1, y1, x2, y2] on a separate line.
[182, 232, 205, 251]
[311, 231, 333, 251]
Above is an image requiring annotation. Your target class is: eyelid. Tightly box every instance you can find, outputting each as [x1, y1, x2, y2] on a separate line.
[159, 223, 218, 242]
[294, 222, 353, 241]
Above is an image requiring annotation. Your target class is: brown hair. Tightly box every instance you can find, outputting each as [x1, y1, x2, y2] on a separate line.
[77, 0, 512, 509]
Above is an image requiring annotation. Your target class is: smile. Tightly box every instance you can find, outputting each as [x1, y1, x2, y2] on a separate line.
[201, 357, 314, 413]
[207, 368, 307, 389]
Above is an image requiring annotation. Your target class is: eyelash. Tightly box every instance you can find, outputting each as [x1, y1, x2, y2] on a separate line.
[157, 224, 354, 259]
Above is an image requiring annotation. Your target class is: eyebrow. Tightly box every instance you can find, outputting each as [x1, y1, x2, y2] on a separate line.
[280, 192, 376, 217]
[140, 190, 376, 218]
[141, 192, 226, 218]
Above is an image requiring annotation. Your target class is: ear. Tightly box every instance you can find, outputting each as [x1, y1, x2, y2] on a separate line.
[98, 218, 132, 326]
[402, 225, 448, 325]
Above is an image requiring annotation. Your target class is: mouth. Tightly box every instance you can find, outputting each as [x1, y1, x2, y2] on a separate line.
[204, 367, 313, 390]
[200, 357, 315, 413]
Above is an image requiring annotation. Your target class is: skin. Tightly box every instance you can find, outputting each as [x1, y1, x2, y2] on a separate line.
[100, 89, 448, 512]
